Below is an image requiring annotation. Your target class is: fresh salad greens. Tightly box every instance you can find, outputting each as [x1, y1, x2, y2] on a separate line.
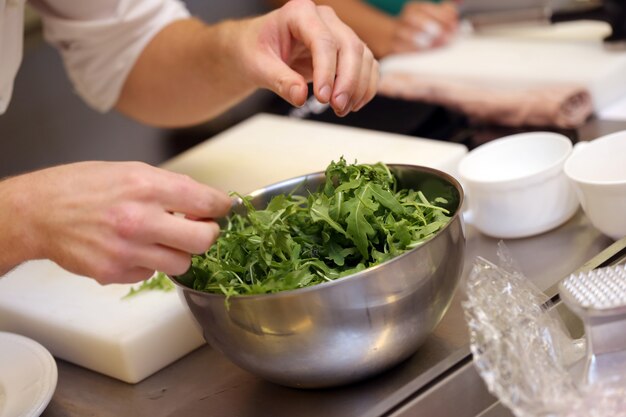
[123, 271, 174, 299]
[176, 158, 452, 297]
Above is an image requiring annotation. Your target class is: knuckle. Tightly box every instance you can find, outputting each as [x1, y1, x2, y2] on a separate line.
[174, 175, 209, 209]
[364, 46, 375, 62]
[372, 60, 381, 78]
[125, 160, 150, 170]
[274, 74, 293, 93]
[177, 179, 230, 217]
[92, 260, 123, 282]
[104, 238, 134, 267]
[109, 204, 145, 239]
[351, 40, 366, 56]
[173, 172, 195, 188]
[285, 0, 305, 9]
[315, 34, 338, 52]
[137, 180, 158, 201]
[123, 163, 157, 199]
[170, 175, 195, 201]
[317, 5, 336, 18]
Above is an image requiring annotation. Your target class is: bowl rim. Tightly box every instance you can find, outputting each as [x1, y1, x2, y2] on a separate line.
[458, 132, 572, 188]
[563, 131, 626, 186]
[172, 163, 465, 301]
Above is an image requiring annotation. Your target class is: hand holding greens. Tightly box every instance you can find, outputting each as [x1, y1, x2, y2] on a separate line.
[177, 158, 452, 297]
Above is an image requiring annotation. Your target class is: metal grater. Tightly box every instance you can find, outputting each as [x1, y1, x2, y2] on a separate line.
[559, 264, 626, 385]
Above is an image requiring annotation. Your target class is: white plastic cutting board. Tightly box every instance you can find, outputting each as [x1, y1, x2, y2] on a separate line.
[380, 21, 626, 111]
[0, 114, 467, 383]
[162, 113, 468, 193]
[0, 262, 204, 384]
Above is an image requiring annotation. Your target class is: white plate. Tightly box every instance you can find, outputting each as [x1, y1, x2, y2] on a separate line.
[0, 332, 57, 417]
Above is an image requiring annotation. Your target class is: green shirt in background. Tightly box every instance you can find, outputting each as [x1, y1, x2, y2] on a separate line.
[366, 0, 441, 16]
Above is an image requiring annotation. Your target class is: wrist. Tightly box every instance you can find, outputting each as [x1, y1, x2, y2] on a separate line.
[0, 174, 43, 272]
[209, 18, 258, 92]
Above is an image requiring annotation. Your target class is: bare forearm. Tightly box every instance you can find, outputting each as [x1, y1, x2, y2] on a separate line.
[116, 18, 257, 128]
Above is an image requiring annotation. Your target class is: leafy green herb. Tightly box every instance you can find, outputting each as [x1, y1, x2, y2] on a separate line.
[177, 158, 452, 298]
[123, 271, 175, 299]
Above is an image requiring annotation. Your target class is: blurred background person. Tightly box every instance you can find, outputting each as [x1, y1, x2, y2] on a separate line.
[269, 0, 460, 58]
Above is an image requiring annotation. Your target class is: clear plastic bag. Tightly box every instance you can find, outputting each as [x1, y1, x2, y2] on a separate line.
[463, 242, 626, 417]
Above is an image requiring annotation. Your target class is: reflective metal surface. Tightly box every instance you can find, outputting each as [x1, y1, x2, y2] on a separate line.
[174, 165, 466, 388]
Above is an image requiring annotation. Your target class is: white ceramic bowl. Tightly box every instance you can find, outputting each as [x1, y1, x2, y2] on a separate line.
[458, 132, 579, 239]
[564, 130, 626, 240]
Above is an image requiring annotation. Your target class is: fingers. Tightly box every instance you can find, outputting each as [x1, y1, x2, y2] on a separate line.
[313, 6, 360, 115]
[90, 246, 189, 285]
[104, 168, 226, 276]
[394, 20, 438, 53]
[89, 237, 193, 283]
[314, 5, 379, 116]
[60, 238, 189, 285]
[98, 267, 156, 285]
[104, 218, 215, 283]
[394, 1, 459, 52]
[123, 268, 158, 284]
[404, 2, 458, 33]
[118, 169, 225, 275]
[131, 244, 191, 278]
[150, 169, 232, 219]
[352, 49, 379, 112]
[17, 161, 229, 285]
[262, 0, 378, 116]
[84, 236, 200, 285]
[137, 213, 221, 255]
[278, 0, 338, 105]
[252, 51, 310, 107]
[249, 0, 333, 107]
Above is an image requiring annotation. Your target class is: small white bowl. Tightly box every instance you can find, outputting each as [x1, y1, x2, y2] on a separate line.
[459, 132, 579, 238]
[564, 130, 626, 240]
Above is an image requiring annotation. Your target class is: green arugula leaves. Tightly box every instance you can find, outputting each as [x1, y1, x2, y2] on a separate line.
[124, 271, 174, 299]
[177, 158, 451, 297]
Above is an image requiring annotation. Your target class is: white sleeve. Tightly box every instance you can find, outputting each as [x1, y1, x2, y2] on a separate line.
[31, 0, 191, 112]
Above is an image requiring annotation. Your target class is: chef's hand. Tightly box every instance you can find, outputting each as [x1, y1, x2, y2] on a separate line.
[240, 0, 379, 116]
[118, 0, 378, 125]
[390, 1, 458, 54]
[0, 162, 231, 284]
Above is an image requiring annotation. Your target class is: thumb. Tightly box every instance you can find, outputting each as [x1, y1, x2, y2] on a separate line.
[256, 56, 309, 107]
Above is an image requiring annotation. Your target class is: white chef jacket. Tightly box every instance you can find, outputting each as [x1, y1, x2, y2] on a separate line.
[0, 0, 190, 114]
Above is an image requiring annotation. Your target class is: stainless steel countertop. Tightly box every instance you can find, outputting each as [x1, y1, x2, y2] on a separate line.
[41, 118, 625, 417]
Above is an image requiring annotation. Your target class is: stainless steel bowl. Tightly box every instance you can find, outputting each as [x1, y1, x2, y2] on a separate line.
[172, 164, 465, 388]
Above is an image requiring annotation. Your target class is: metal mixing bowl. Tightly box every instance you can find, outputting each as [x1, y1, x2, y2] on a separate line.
[172, 164, 465, 388]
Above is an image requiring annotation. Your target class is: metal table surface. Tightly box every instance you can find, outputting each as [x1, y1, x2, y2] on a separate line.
[41, 118, 626, 417]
